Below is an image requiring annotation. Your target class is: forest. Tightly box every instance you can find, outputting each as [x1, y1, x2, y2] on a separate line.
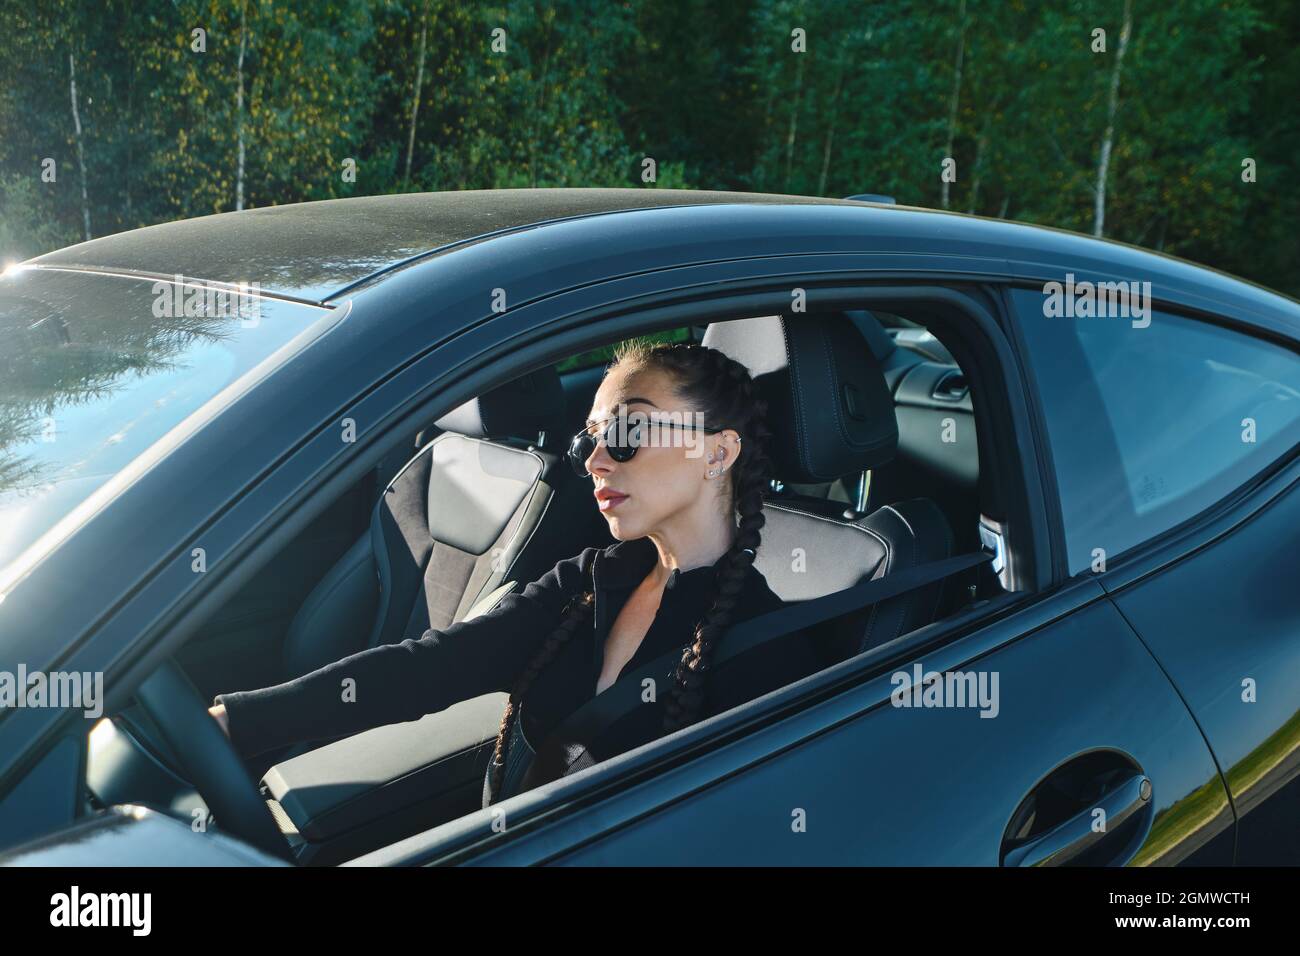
[2, 0, 1296, 296]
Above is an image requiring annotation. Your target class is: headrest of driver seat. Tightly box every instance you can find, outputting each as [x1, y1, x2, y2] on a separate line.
[702, 313, 898, 482]
[432, 366, 566, 443]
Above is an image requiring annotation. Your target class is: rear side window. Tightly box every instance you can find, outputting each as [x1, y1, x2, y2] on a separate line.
[1008, 287, 1300, 573]
[554, 326, 693, 373]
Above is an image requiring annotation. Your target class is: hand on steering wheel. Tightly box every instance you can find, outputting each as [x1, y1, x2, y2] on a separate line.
[134, 661, 291, 861]
[208, 703, 231, 738]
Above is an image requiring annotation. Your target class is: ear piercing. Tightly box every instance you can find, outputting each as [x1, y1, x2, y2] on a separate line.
[707, 446, 728, 478]
[706, 436, 742, 478]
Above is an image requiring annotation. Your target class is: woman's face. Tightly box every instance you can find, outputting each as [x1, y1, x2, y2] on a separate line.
[581, 366, 740, 542]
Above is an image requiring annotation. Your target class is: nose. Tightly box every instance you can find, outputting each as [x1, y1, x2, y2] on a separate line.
[586, 436, 614, 478]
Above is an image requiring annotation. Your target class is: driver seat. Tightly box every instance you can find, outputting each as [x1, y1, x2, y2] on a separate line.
[249, 367, 596, 775]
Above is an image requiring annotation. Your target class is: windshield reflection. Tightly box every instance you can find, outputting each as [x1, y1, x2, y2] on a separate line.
[0, 267, 327, 571]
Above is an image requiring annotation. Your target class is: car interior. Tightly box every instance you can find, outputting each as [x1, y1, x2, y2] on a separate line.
[85, 306, 1002, 865]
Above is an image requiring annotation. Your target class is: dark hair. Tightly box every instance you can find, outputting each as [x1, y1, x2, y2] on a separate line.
[486, 340, 775, 801]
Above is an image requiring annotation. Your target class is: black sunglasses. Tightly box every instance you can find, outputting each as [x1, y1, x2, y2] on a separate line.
[568, 415, 728, 477]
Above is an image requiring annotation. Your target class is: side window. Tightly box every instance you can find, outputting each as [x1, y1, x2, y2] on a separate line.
[554, 326, 693, 373]
[1008, 287, 1300, 574]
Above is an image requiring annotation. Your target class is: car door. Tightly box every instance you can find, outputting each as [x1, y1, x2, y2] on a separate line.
[1109, 476, 1300, 864]
[1004, 287, 1300, 864]
[459, 580, 1232, 865]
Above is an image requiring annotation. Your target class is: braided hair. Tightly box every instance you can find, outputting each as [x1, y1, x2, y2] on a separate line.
[486, 340, 775, 800]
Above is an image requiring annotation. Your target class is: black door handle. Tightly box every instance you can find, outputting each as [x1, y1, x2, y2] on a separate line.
[1003, 772, 1152, 867]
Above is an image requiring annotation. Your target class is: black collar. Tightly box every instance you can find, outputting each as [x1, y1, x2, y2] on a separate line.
[594, 535, 732, 593]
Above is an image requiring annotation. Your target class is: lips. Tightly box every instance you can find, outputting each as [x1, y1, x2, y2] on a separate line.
[594, 488, 629, 512]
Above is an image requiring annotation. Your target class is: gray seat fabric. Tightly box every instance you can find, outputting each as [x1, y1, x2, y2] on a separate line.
[702, 313, 955, 662]
[281, 366, 588, 682]
[756, 496, 954, 662]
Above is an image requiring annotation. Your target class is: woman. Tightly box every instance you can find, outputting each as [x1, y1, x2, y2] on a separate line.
[209, 339, 824, 805]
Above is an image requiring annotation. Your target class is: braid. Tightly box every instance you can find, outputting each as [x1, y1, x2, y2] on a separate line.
[487, 585, 593, 802]
[653, 345, 776, 733]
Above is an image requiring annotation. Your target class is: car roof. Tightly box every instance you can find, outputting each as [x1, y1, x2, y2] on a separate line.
[24, 187, 1299, 335]
[28, 188, 859, 303]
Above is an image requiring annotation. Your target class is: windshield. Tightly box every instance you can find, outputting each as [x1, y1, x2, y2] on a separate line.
[0, 267, 329, 573]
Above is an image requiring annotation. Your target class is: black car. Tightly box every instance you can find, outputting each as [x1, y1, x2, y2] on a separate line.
[0, 188, 1297, 866]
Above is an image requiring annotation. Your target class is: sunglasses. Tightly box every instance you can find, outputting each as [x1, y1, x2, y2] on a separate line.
[568, 415, 729, 477]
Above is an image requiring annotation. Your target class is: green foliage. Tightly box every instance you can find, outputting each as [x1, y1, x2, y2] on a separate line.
[555, 326, 693, 373]
[0, 0, 1296, 295]
[0, 173, 78, 260]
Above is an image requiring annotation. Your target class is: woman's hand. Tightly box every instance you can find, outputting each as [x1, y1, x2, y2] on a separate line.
[208, 702, 231, 739]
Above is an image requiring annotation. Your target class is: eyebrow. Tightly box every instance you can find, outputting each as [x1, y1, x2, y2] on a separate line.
[585, 397, 657, 426]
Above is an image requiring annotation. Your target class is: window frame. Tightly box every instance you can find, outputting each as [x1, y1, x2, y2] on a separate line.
[360, 290, 1053, 864]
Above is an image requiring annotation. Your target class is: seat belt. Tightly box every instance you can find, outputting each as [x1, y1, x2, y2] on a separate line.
[517, 547, 995, 794]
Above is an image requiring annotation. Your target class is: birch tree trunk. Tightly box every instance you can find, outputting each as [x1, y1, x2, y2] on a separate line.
[816, 54, 845, 197]
[236, 0, 248, 211]
[530, 27, 554, 187]
[125, 57, 135, 223]
[68, 52, 91, 240]
[967, 123, 987, 214]
[404, 2, 429, 188]
[784, 53, 804, 190]
[941, 0, 966, 210]
[758, 62, 778, 191]
[1094, 0, 1133, 238]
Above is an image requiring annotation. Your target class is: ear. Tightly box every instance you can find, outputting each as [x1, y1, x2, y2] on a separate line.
[719, 429, 743, 463]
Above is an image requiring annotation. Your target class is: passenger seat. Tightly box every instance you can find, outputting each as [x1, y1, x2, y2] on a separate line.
[701, 313, 955, 664]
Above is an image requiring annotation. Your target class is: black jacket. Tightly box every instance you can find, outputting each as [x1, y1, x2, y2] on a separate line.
[215, 535, 823, 796]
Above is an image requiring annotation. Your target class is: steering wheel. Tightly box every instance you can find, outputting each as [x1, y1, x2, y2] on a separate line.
[134, 660, 292, 861]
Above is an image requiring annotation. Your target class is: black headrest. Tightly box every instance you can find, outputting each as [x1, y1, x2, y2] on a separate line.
[701, 313, 898, 482]
[844, 309, 897, 362]
[432, 366, 566, 443]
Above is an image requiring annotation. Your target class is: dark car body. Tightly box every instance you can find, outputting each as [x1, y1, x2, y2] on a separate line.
[0, 188, 1297, 865]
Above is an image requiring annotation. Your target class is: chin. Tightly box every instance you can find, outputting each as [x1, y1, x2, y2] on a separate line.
[604, 517, 643, 541]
